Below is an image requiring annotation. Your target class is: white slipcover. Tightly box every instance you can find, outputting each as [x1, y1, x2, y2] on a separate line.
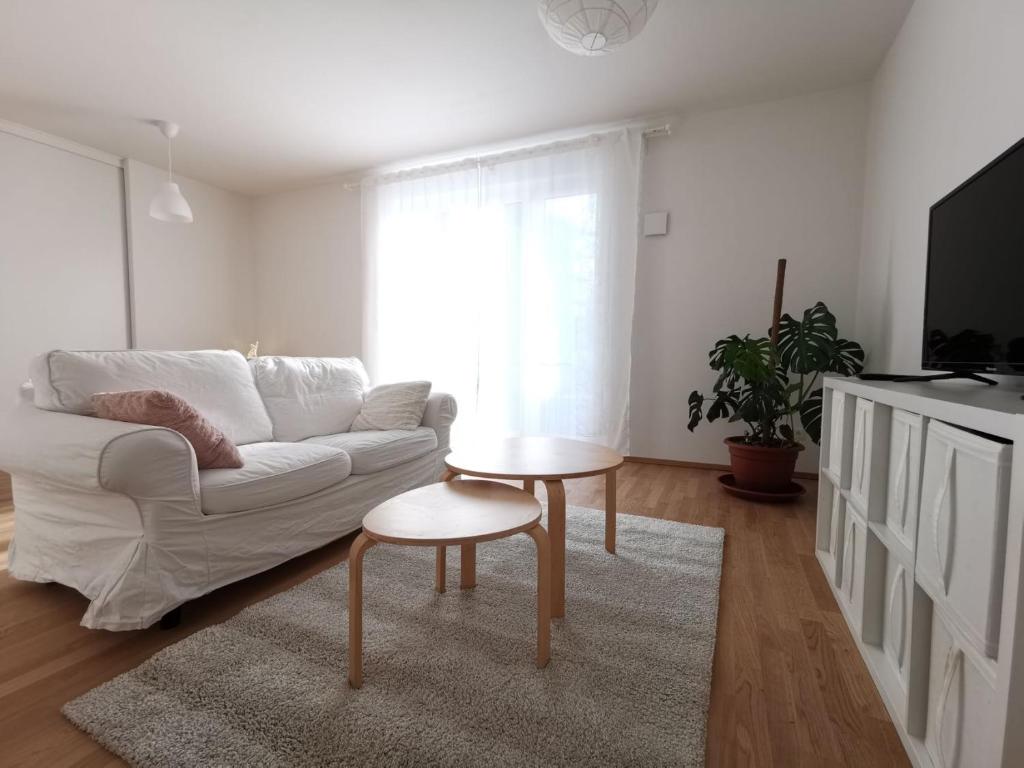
[8, 451, 446, 630]
[304, 427, 438, 475]
[0, 352, 459, 631]
[198, 442, 353, 515]
[30, 349, 274, 446]
[249, 356, 368, 442]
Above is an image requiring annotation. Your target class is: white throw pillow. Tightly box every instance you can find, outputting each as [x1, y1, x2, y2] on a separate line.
[249, 356, 369, 442]
[351, 381, 431, 431]
[30, 349, 274, 446]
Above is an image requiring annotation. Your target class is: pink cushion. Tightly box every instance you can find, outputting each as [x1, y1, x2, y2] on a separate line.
[91, 389, 244, 470]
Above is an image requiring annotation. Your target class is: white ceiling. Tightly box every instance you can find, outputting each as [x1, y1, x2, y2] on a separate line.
[0, 0, 913, 195]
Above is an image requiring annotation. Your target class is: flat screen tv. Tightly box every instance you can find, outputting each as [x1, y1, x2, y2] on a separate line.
[923, 136, 1024, 376]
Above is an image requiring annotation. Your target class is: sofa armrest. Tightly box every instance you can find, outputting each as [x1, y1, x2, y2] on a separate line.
[0, 392, 200, 510]
[421, 392, 457, 451]
[2, 388, 206, 630]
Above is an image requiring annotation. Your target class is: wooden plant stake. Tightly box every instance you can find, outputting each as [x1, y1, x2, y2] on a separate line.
[771, 258, 787, 347]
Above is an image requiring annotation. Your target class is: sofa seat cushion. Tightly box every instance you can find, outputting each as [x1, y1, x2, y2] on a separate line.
[199, 442, 352, 514]
[303, 427, 437, 475]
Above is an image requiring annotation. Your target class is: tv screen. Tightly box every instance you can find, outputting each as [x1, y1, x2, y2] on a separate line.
[923, 136, 1024, 375]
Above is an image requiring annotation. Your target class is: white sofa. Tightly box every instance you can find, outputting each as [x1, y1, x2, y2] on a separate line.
[0, 350, 456, 630]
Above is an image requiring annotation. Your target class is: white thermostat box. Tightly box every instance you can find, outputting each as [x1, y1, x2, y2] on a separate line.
[643, 211, 669, 236]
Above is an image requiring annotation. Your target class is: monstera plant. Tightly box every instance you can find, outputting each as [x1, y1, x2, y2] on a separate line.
[688, 301, 865, 492]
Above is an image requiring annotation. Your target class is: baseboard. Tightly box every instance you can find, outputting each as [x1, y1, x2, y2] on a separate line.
[625, 455, 818, 481]
[0, 471, 11, 502]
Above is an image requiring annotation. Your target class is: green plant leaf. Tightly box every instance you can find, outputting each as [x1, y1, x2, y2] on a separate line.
[687, 391, 704, 431]
[708, 335, 744, 370]
[779, 424, 795, 443]
[828, 338, 866, 376]
[776, 301, 838, 374]
[798, 388, 824, 444]
[722, 336, 775, 383]
[707, 393, 734, 422]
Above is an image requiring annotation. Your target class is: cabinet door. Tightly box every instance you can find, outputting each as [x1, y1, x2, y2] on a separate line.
[849, 398, 873, 512]
[916, 421, 1012, 658]
[820, 486, 846, 586]
[885, 410, 924, 551]
[925, 613, 1000, 768]
[876, 548, 931, 736]
[848, 397, 891, 519]
[827, 390, 849, 482]
[840, 516, 867, 635]
[828, 487, 843, 562]
[881, 551, 912, 689]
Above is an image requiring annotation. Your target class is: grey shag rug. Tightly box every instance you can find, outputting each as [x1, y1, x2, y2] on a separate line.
[64, 507, 724, 767]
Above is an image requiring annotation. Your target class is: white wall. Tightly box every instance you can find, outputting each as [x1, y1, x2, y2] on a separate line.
[252, 181, 362, 357]
[855, 0, 1024, 372]
[630, 85, 869, 470]
[126, 159, 256, 351]
[0, 130, 128, 414]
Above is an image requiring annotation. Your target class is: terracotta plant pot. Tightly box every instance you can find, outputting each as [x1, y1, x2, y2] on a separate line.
[724, 437, 804, 492]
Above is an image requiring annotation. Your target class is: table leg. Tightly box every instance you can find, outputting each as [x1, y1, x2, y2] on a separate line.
[436, 546, 446, 593]
[523, 478, 535, 495]
[543, 479, 566, 618]
[525, 524, 552, 668]
[442, 469, 459, 481]
[348, 532, 376, 689]
[605, 468, 617, 554]
[460, 543, 476, 589]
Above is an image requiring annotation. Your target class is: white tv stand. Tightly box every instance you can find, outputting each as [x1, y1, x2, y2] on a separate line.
[816, 376, 1024, 768]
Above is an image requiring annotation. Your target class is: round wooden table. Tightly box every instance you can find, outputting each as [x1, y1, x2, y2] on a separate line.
[443, 437, 624, 619]
[348, 479, 550, 689]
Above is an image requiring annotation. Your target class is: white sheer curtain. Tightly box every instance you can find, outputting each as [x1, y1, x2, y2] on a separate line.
[363, 129, 642, 453]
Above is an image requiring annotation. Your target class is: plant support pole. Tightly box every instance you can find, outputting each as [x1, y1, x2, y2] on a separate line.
[771, 258, 787, 347]
[771, 258, 792, 439]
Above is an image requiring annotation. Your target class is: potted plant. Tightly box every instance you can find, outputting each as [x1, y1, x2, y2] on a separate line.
[687, 300, 865, 492]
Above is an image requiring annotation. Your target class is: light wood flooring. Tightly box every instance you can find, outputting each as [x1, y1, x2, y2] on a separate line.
[0, 463, 909, 767]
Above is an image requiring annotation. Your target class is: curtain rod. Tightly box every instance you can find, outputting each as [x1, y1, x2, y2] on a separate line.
[346, 123, 672, 190]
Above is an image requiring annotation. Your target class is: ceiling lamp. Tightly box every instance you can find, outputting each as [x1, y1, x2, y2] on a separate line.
[538, 0, 660, 56]
[149, 120, 193, 224]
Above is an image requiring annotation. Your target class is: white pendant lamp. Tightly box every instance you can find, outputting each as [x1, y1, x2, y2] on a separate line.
[149, 121, 193, 224]
[538, 0, 660, 56]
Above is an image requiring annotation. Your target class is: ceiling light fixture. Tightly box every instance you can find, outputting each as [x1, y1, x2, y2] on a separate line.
[149, 120, 193, 224]
[538, 0, 660, 57]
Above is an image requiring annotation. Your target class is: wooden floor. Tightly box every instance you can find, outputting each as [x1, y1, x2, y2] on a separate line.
[0, 463, 910, 767]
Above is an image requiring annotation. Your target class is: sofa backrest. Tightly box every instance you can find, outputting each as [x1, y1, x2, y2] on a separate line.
[30, 349, 274, 446]
[249, 356, 368, 442]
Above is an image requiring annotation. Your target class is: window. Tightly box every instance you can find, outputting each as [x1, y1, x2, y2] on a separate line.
[364, 130, 642, 452]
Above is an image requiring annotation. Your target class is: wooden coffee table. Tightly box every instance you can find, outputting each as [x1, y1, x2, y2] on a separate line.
[443, 437, 624, 619]
[348, 479, 551, 689]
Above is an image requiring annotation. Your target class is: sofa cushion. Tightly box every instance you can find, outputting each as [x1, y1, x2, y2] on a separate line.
[304, 427, 438, 475]
[199, 442, 352, 514]
[30, 350, 273, 446]
[249, 356, 368, 442]
[351, 381, 431, 431]
[92, 389, 243, 470]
